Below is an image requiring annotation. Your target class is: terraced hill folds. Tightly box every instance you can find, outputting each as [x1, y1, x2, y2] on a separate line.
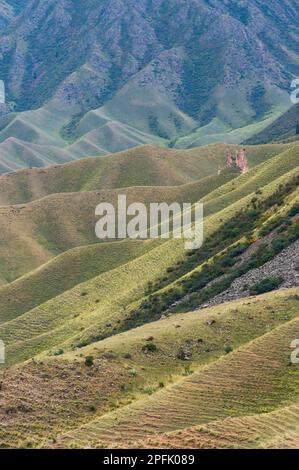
[0, 142, 298, 449]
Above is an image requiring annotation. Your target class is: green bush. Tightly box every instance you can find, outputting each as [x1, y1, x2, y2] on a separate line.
[249, 276, 283, 296]
[288, 203, 299, 217]
[182, 365, 194, 376]
[53, 348, 64, 356]
[128, 368, 137, 377]
[141, 342, 157, 353]
[85, 356, 94, 367]
[143, 385, 158, 395]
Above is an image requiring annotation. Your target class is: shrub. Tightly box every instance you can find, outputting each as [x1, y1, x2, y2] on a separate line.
[230, 243, 249, 257]
[142, 342, 157, 353]
[85, 356, 94, 367]
[224, 345, 234, 354]
[143, 385, 158, 395]
[53, 349, 64, 356]
[182, 365, 194, 376]
[177, 349, 192, 361]
[128, 368, 137, 377]
[288, 203, 299, 217]
[249, 276, 283, 296]
[220, 255, 236, 267]
[272, 236, 287, 253]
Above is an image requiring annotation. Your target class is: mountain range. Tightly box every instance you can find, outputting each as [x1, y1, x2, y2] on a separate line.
[0, 0, 299, 172]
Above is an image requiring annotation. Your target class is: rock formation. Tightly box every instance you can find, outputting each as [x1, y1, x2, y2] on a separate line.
[226, 149, 249, 173]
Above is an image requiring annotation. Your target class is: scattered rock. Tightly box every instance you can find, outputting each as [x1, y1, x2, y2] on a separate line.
[201, 240, 299, 308]
[177, 349, 192, 361]
[123, 353, 132, 359]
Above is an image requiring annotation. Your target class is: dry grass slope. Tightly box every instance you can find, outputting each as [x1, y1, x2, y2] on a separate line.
[53, 297, 299, 448]
[0, 288, 298, 448]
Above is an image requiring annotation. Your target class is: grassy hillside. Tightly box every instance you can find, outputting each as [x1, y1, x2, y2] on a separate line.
[0, 288, 298, 448]
[0, 143, 289, 205]
[0, 240, 151, 323]
[133, 402, 299, 449]
[0, 141, 298, 449]
[53, 303, 299, 448]
[0, 169, 237, 283]
[0, 151, 298, 367]
[0, 142, 293, 283]
[1, 0, 298, 173]
[245, 104, 299, 145]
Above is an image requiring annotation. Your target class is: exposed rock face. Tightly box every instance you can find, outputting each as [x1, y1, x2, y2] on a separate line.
[236, 149, 249, 174]
[226, 151, 234, 168]
[226, 149, 249, 173]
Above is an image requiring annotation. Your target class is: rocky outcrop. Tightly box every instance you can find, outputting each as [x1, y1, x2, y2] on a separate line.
[202, 239, 299, 308]
[227, 149, 249, 173]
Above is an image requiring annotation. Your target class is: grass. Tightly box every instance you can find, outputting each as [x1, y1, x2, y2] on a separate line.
[48, 289, 299, 449]
[0, 142, 298, 448]
[0, 240, 150, 324]
[0, 142, 290, 205]
[0, 148, 298, 366]
[0, 169, 236, 283]
[0, 144, 297, 284]
[130, 402, 299, 449]
[0, 288, 298, 448]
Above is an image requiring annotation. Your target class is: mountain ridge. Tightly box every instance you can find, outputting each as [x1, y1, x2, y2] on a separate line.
[0, 0, 298, 171]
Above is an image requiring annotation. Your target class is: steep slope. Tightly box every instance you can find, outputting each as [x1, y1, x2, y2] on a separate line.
[0, 288, 298, 448]
[52, 294, 299, 448]
[0, 142, 296, 284]
[0, 140, 298, 449]
[0, 240, 150, 323]
[245, 103, 299, 144]
[0, 155, 297, 368]
[130, 403, 299, 449]
[0, 168, 237, 283]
